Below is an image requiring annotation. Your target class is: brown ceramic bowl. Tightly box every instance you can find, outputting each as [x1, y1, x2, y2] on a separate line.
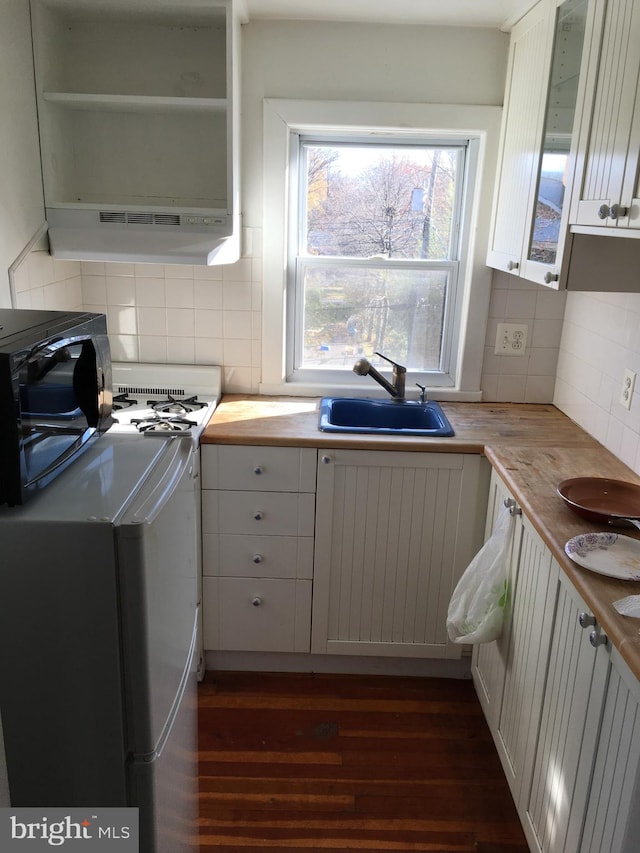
[557, 477, 640, 524]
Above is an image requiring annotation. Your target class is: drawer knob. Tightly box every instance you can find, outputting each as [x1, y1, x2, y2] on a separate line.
[598, 204, 610, 220]
[503, 497, 521, 516]
[610, 204, 628, 220]
[253, 466, 263, 475]
[252, 554, 263, 564]
[253, 511, 264, 521]
[589, 629, 607, 648]
[252, 596, 263, 607]
[579, 612, 596, 629]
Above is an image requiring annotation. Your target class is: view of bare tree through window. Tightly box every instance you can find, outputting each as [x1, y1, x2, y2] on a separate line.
[297, 142, 462, 373]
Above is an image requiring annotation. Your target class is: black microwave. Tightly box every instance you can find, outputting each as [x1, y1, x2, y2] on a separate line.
[0, 309, 113, 506]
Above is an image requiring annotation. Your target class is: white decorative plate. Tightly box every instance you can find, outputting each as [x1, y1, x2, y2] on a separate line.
[565, 532, 640, 580]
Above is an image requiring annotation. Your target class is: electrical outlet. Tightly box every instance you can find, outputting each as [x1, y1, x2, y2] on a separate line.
[494, 323, 528, 356]
[620, 368, 636, 410]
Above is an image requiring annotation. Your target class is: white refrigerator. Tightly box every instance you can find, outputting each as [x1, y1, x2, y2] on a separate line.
[0, 433, 200, 853]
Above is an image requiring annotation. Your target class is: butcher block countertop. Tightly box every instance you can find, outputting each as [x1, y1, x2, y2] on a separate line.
[201, 397, 601, 451]
[202, 396, 640, 680]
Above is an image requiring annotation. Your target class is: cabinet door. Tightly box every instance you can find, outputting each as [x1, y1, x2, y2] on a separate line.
[495, 514, 560, 809]
[312, 450, 488, 658]
[521, 0, 591, 286]
[472, 470, 561, 812]
[524, 576, 610, 853]
[571, 0, 640, 229]
[487, 0, 553, 275]
[472, 471, 523, 729]
[580, 648, 640, 853]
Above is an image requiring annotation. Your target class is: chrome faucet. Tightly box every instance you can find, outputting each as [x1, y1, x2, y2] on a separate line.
[353, 351, 406, 400]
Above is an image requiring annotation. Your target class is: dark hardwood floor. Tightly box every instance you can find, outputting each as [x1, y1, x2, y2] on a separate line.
[198, 671, 529, 852]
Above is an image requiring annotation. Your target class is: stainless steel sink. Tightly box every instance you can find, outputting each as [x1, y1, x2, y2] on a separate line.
[318, 397, 454, 436]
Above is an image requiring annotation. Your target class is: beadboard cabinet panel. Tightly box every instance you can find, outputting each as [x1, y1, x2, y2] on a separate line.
[312, 450, 488, 659]
[495, 516, 559, 809]
[580, 648, 640, 853]
[472, 470, 523, 730]
[523, 576, 610, 853]
[571, 0, 640, 231]
[472, 469, 561, 812]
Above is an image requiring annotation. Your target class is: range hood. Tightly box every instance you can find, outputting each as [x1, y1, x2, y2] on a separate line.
[45, 208, 240, 266]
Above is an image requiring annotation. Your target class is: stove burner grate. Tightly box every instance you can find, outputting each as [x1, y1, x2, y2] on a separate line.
[147, 395, 208, 416]
[131, 414, 196, 436]
[113, 392, 139, 411]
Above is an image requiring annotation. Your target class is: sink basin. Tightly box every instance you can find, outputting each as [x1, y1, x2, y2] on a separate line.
[318, 397, 454, 436]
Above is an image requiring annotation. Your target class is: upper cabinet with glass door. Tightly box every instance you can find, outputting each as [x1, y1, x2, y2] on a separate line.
[569, 0, 640, 235]
[487, 0, 593, 288]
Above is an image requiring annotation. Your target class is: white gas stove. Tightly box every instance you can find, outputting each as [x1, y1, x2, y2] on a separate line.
[109, 362, 222, 445]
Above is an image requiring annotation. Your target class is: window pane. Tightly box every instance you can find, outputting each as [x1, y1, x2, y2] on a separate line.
[299, 264, 449, 371]
[304, 144, 459, 260]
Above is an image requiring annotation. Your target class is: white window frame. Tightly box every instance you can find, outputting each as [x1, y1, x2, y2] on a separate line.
[261, 99, 501, 400]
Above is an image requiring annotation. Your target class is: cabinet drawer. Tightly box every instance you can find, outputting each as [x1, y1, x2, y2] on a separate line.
[202, 445, 317, 492]
[202, 576, 312, 652]
[203, 533, 314, 579]
[202, 490, 315, 536]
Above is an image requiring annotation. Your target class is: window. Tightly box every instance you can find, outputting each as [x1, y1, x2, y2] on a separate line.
[291, 138, 466, 385]
[261, 100, 500, 399]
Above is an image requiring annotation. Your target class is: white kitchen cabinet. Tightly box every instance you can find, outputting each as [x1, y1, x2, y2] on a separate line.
[523, 574, 611, 853]
[471, 470, 523, 730]
[472, 470, 561, 811]
[487, 0, 551, 277]
[201, 446, 316, 653]
[471, 470, 640, 853]
[497, 514, 560, 809]
[487, 0, 593, 287]
[29, 0, 242, 265]
[580, 647, 640, 853]
[311, 449, 489, 658]
[570, 0, 640, 234]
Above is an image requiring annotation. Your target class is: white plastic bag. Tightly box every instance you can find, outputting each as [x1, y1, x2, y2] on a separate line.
[446, 505, 515, 644]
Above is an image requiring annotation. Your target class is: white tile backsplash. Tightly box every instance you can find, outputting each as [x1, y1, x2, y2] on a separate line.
[553, 290, 640, 476]
[106, 276, 136, 306]
[480, 270, 566, 403]
[79, 229, 265, 392]
[12, 245, 84, 312]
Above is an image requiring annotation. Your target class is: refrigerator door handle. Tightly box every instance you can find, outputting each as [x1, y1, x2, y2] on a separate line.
[133, 607, 199, 765]
[129, 440, 192, 526]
